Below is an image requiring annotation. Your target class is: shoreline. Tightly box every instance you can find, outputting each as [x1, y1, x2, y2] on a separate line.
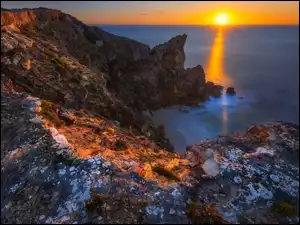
[1, 7, 299, 224]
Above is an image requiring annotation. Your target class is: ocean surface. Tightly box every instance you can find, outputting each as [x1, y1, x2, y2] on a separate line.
[99, 25, 299, 153]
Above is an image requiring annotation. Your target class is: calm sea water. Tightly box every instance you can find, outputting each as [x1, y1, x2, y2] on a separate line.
[99, 25, 299, 153]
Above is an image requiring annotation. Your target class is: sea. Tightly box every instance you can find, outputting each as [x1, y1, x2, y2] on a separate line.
[99, 25, 299, 153]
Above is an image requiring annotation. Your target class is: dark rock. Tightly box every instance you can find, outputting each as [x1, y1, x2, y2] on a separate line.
[226, 86, 236, 95]
[58, 108, 76, 125]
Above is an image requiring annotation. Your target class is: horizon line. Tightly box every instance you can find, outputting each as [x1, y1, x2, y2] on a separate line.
[91, 24, 299, 26]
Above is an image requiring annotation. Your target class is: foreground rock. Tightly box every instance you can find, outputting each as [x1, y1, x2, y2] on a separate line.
[1, 89, 192, 224]
[186, 122, 299, 223]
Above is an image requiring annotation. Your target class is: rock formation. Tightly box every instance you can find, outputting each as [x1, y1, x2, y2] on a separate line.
[1, 7, 298, 225]
[1, 7, 221, 125]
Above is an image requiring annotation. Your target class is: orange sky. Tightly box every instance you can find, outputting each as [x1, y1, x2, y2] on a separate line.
[2, 1, 299, 25]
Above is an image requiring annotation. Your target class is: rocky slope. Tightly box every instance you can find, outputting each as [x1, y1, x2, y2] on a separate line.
[1, 7, 299, 224]
[1, 7, 220, 125]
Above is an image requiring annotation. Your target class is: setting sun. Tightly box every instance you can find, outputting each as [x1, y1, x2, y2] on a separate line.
[214, 13, 229, 26]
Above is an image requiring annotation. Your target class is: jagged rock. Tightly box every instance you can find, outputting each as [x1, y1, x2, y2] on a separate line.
[58, 108, 76, 125]
[226, 86, 236, 95]
[205, 81, 223, 98]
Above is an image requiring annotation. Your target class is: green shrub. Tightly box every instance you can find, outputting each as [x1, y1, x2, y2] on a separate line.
[114, 139, 127, 151]
[152, 166, 180, 181]
[271, 201, 297, 217]
[50, 56, 67, 70]
[39, 100, 62, 127]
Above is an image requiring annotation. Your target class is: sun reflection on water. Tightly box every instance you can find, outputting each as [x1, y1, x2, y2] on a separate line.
[206, 28, 233, 136]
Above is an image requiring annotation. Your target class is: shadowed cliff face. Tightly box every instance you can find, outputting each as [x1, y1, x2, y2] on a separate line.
[1, 8, 218, 121]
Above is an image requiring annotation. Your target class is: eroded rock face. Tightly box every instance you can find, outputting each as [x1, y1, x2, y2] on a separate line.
[111, 34, 209, 110]
[1, 7, 214, 129]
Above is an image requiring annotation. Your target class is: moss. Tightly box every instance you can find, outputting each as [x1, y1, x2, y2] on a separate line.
[50, 56, 68, 70]
[39, 100, 62, 127]
[271, 201, 297, 217]
[85, 192, 104, 214]
[114, 139, 127, 151]
[140, 200, 149, 207]
[152, 166, 180, 181]
[186, 201, 227, 224]
[153, 199, 159, 205]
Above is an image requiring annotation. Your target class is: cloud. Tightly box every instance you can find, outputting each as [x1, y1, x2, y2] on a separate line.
[139, 13, 148, 16]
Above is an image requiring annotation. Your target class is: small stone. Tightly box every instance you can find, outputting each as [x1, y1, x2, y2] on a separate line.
[5, 202, 12, 209]
[98, 216, 102, 221]
[29, 116, 42, 124]
[59, 169, 66, 176]
[270, 174, 280, 182]
[233, 176, 242, 184]
[103, 161, 111, 168]
[39, 215, 45, 220]
[169, 208, 175, 214]
[202, 158, 220, 177]
[205, 148, 214, 159]
[60, 216, 70, 222]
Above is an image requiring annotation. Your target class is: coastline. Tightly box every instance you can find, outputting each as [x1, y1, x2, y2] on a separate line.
[1, 7, 299, 224]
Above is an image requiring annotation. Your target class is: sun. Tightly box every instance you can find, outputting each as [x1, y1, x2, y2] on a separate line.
[214, 13, 229, 26]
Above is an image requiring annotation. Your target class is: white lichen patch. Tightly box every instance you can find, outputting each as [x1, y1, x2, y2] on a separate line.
[9, 181, 24, 194]
[243, 147, 275, 158]
[233, 176, 242, 184]
[245, 183, 273, 204]
[226, 148, 244, 162]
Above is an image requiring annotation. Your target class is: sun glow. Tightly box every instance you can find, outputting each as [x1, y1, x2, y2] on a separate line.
[214, 13, 229, 26]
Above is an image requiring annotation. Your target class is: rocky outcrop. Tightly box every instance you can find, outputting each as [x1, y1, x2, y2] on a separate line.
[1, 7, 221, 129]
[3, 7, 298, 224]
[226, 86, 236, 95]
[185, 122, 299, 223]
[110, 34, 221, 110]
[2, 87, 298, 224]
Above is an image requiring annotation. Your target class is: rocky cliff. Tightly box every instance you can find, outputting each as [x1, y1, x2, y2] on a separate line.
[1, 7, 220, 123]
[1, 7, 299, 225]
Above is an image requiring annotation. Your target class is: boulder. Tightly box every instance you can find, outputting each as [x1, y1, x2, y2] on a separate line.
[226, 86, 236, 95]
[202, 158, 220, 177]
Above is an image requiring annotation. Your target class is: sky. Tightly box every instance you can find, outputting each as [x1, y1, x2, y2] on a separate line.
[2, 1, 299, 25]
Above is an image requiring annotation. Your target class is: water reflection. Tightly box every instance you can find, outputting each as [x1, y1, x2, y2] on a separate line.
[206, 28, 232, 86]
[206, 28, 233, 136]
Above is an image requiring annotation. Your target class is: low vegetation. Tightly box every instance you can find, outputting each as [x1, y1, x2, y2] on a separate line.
[271, 201, 297, 217]
[186, 201, 227, 224]
[114, 139, 127, 151]
[152, 165, 180, 181]
[85, 188, 104, 214]
[39, 99, 62, 127]
[50, 56, 68, 70]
